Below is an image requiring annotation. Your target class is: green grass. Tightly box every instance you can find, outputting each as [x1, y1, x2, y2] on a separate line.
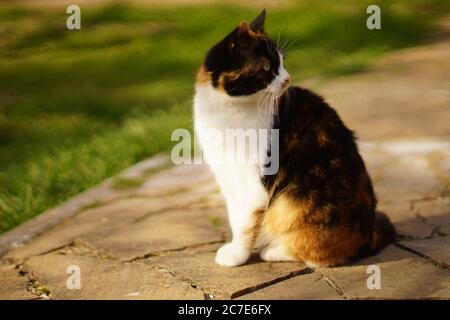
[0, 0, 449, 233]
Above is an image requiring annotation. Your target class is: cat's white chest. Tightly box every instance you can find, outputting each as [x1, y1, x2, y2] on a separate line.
[193, 85, 271, 266]
[193, 84, 273, 168]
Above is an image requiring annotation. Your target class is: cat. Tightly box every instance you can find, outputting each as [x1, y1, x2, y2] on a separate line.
[193, 10, 396, 267]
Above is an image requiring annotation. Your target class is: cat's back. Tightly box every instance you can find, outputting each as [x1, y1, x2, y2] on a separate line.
[277, 86, 351, 133]
[274, 86, 358, 159]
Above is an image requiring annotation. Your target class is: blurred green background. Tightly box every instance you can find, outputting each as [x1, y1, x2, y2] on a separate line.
[0, 0, 449, 234]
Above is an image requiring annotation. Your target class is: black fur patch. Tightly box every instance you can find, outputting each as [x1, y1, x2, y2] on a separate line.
[263, 87, 377, 234]
[202, 21, 280, 96]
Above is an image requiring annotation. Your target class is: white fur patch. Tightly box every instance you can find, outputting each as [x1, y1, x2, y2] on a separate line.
[267, 52, 291, 95]
[193, 51, 291, 267]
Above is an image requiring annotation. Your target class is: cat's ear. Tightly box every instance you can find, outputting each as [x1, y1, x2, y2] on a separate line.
[237, 22, 251, 37]
[227, 22, 251, 53]
[249, 9, 266, 33]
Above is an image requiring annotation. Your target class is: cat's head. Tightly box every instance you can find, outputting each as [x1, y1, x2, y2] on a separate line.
[196, 10, 291, 97]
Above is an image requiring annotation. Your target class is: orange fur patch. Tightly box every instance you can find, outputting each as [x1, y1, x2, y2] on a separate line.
[244, 207, 265, 248]
[216, 58, 268, 91]
[239, 22, 264, 38]
[317, 131, 330, 146]
[262, 193, 369, 267]
[196, 65, 211, 85]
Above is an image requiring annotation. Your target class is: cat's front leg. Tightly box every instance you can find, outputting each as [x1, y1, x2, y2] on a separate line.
[213, 164, 267, 267]
[215, 203, 260, 267]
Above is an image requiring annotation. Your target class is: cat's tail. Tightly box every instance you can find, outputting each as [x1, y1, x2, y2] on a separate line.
[370, 211, 397, 253]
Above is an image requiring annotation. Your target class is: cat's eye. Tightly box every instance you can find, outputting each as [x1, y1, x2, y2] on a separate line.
[263, 62, 271, 72]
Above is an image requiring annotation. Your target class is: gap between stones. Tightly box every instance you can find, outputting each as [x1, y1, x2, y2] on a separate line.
[409, 193, 450, 208]
[318, 273, 347, 300]
[131, 200, 225, 224]
[43, 239, 319, 300]
[394, 194, 450, 241]
[124, 240, 225, 263]
[395, 243, 449, 271]
[410, 195, 449, 238]
[15, 264, 53, 300]
[397, 230, 448, 241]
[125, 242, 319, 300]
[153, 266, 216, 300]
[8, 239, 225, 300]
[230, 267, 315, 299]
[2, 241, 76, 266]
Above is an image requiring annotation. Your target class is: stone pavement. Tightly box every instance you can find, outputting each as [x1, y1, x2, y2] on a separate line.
[1, 36, 449, 300]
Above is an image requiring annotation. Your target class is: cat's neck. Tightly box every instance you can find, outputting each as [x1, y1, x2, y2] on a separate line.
[195, 84, 261, 108]
[194, 84, 275, 129]
[194, 84, 274, 129]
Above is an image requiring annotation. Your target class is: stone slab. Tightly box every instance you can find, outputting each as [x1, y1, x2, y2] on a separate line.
[318, 246, 450, 299]
[4, 192, 227, 262]
[413, 197, 450, 235]
[400, 236, 450, 267]
[144, 244, 310, 299]
[238, 272, 344, 300]
[0, 263, 37, 300]
[19, 251, 204, 300]
[0, 154, 171, 258]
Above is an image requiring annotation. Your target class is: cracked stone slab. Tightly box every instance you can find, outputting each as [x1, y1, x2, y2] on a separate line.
[400, 236, 450, 267]
[360, 143, 448, 203]
[318, 245, 450, 299]
[0, 263, 37, 300]
[238, 272, 344, 300]
[4, 193, 227, 262]
[143, 243, 309, 299]
[85, 206, 227, 261]
[412, 197, 450, 235]
[18, 251, 204, 300]
[377, 201, 434, 240]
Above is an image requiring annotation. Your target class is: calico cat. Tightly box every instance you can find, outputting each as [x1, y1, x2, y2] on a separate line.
[193, 10, 396, 267]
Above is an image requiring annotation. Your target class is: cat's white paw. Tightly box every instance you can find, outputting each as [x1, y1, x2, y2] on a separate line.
[215, 243, 250, 267]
